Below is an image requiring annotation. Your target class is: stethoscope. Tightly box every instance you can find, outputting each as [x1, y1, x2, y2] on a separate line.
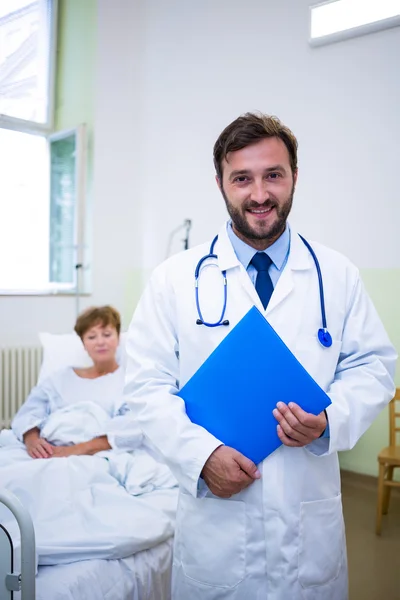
[194, 234, 333, 348]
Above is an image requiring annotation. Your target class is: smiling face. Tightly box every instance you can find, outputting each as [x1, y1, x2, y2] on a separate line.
[81, 323, 119, 366]
[217, 137, 297, 250]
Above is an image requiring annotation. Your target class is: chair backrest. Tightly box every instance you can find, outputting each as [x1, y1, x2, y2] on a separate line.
[389, 388, 400, 447]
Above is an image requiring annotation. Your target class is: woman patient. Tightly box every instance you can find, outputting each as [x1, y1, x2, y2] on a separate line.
[12, 305, 137, 459]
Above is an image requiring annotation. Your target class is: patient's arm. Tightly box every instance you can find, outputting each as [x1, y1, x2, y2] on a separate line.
[12, 379, 53, 441]
[23, 427, 54, 459]
[52, 435, 111, 457]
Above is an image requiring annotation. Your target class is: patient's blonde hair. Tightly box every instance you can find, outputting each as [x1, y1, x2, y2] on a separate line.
[74, 306, 121, 339]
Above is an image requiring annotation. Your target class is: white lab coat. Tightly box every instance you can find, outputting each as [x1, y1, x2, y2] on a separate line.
[125, 222, 397, 600]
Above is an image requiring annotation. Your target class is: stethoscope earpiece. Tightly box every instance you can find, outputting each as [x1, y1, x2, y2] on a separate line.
[222, 320, 230, 326]
[196, 319, 204, 325]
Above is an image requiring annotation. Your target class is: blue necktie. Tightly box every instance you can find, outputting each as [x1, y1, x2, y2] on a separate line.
[250, 252, 273, 309]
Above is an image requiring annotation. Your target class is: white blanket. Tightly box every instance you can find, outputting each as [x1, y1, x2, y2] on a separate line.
[0, 403, 177, 567]
[41, 400, 113, 445]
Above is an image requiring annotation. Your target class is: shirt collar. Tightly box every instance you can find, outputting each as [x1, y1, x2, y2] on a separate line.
[227, 221, 290, 270]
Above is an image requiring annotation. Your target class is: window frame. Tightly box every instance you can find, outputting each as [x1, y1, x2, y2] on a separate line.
[309, 0, 400, 47]
[48, 124, 87, 295]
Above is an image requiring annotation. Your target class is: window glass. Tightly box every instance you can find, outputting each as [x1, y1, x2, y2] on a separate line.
[311, 0, 400, 39]
[0, 0, 54, 123]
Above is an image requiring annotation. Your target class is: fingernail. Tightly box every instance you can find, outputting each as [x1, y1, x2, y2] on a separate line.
[288, 402, 294, 409]
[255, 469, 261, 479]
[273, 408, 278, 416]
[276, 402, 284, 409]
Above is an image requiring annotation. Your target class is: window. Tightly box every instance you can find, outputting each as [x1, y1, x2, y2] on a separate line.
[0, 1, 87, 295]
[0, 125, 86, 293]
[310, 0, 400, 45]
[0, 0, 56, 126]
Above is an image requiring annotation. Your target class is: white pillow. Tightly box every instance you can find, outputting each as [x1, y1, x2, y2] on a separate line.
[38, 332, 127, 384]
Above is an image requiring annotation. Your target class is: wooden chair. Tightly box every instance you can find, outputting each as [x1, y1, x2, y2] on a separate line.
[376, 388, 400, 535]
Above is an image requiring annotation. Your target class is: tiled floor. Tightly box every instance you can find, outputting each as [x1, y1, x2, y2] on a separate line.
[342, 473, 400, 600]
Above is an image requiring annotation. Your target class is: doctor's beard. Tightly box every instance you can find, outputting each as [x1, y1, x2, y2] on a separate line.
[221, 185, 294, 245]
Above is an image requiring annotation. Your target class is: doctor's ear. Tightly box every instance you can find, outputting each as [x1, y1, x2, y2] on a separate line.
[215, 175, 222, 190]
[293, 169, 298, 187]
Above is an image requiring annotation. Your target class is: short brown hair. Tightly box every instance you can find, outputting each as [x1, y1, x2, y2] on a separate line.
[74, 305, 121, 339]
[213, 112, 298, 181]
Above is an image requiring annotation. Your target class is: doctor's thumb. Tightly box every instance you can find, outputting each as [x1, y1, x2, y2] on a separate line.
[235, 452, 261, 480]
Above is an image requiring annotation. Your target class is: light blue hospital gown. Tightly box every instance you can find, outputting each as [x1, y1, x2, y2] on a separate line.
[11, 367, 141, 451]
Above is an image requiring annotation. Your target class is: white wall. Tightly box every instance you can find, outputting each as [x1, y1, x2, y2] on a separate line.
[90, 0, 145, 324]
[133, 0, 400, 270]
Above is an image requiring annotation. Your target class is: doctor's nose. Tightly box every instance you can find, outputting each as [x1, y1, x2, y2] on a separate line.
[250, 181, 270, 204]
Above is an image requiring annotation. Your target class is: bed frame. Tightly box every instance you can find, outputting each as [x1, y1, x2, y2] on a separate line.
[0, 489, 36, 599]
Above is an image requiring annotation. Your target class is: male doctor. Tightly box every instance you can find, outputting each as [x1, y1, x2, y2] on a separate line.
[124, 112, 397, 600]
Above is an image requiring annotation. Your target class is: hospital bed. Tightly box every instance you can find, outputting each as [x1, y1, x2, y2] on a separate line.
[0, 489, 173, 600]
[33, 539, 173, 600]
[0, 332, 175, 600]
[0, 489, 35, 599]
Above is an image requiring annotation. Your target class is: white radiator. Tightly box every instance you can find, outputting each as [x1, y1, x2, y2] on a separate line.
[0, 346, 42, 429]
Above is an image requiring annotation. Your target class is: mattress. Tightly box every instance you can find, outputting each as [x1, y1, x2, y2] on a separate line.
[16, 538, 173, 600]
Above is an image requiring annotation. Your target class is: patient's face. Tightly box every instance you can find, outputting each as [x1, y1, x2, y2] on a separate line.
[82, 323, 119, 364]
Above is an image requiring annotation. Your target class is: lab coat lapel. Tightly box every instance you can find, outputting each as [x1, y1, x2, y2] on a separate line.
[267, 228, 312, 313]
[266, 230, 314, 349]
[265, 264, 294, 316]
[216, 223, 263, 309]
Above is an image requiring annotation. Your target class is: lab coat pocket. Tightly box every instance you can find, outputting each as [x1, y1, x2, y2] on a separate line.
[295, 335, 342, 391]
[177, 493, 246, 588]
[298, 494, 344, 588]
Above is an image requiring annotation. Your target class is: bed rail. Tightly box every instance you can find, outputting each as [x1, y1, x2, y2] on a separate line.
[0, 489, 36, 600]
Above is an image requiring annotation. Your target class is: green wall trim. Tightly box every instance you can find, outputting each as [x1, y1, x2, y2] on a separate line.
[360, 268, 400, 386]
[339, 268, 399, 476]
[55, 0, 97, 132]
[123, 269, 148, 330]
[54, 0, 97, 292]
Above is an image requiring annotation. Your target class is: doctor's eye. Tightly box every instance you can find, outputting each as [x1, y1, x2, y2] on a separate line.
[267, 172, 281, 180]
[233, 176, 250, 184]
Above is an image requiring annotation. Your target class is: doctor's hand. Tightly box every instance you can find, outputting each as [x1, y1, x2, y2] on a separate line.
[273, 402, 327, 447]
[201, 446, 261, 498]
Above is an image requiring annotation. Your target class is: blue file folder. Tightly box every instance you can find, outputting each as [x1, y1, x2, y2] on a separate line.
[178, 306, 331, 465]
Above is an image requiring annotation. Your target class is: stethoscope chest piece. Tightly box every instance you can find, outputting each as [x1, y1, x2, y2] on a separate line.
[318, 328, 332, 348]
